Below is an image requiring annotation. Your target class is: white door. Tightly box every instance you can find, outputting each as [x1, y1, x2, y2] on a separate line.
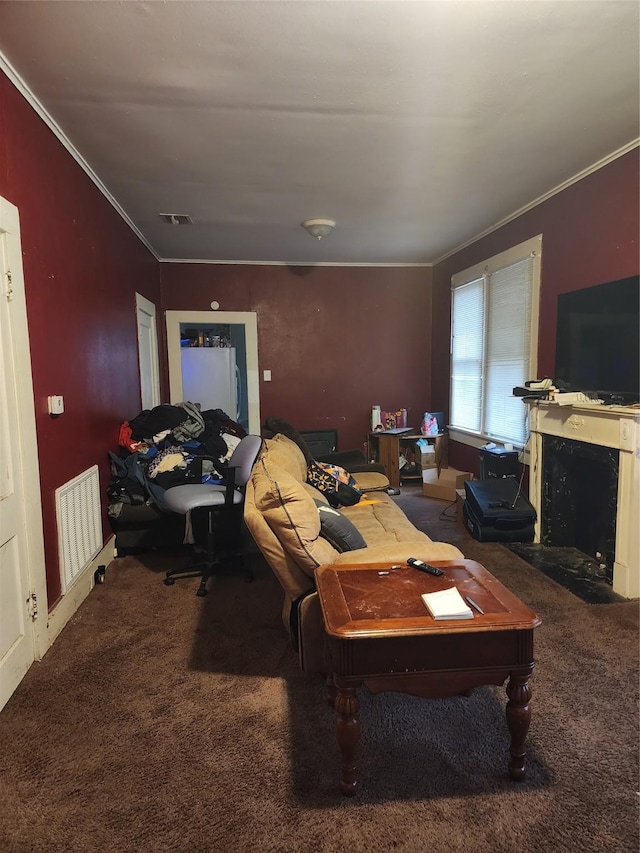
[166, 311, 260, 434]
[136, 293, 161, 410]
[0, 197, 47, 713]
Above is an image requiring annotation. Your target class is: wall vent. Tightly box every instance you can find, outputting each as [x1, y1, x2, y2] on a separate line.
[55, 465, 102, 592]
[159, 213, 193, 225]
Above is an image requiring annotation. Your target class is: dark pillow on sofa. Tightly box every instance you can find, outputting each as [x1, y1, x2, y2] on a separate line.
[263, 416, 314, 464]
[306, 460, 362, 508]
[315, 502, 367, 552]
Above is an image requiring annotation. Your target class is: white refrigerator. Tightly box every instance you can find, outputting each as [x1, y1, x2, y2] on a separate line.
[180, 347, 240, 419]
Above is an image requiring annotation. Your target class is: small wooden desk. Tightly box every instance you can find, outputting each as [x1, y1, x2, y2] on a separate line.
[315, 559, 541, 796]
[368, 431, 447, 488]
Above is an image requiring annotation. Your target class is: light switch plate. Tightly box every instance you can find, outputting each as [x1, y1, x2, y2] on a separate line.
[48, 395, 64, 415]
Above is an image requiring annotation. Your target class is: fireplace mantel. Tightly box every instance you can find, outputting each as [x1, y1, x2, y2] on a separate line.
[527, 401, 639, 599]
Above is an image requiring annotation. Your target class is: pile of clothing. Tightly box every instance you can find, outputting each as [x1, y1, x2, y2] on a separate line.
[108, 402, 246, 519]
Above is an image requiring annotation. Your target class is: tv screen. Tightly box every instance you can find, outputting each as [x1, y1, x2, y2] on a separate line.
[555, 276, 639, 404]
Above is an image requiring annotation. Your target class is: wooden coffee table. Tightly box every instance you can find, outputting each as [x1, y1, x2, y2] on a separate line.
[315, 559, 541, 796]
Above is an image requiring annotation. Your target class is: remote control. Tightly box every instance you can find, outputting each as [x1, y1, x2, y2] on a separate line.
[407, 557, 445, 576]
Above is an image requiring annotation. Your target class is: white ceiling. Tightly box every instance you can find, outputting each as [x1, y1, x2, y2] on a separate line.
[0, 1, 638, 265]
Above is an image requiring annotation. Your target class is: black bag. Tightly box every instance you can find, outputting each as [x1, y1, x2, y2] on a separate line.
[463, 478, 536, 542]
[306, 460, 361, 508]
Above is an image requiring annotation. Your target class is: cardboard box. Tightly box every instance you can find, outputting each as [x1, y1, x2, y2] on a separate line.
[415, 436, 443, 470]
[420, 455, 438, 471]
[418, 445, 437, 470]
[422, 467, 473, 502]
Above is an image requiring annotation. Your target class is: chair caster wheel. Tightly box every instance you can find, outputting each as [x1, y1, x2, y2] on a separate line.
[164, 577, 175, 586]
[196, 586, 208, 597]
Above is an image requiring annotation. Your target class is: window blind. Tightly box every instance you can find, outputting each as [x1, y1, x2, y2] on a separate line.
[449, 236, 541, 449]
[485, 258, 534, 445]
[450, 278, 484, 433]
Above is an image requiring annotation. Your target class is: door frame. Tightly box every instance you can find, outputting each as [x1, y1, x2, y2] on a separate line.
[0, 197, 48, 669]
[166, 310, 261, 434]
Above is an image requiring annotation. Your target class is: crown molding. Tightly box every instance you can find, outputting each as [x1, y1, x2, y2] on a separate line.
[0, 51, 160, 260]
[432, 139, 640, 266]
[158, 258, 433, 267]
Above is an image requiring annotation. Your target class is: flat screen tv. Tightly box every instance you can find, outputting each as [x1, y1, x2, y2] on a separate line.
[554, 276, 639, 405]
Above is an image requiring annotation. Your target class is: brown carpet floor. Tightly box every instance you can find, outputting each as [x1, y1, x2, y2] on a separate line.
[1, 487, 638, 852]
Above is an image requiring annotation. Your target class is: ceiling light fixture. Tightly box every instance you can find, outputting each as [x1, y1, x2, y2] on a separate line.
[301, 218, 335, 240]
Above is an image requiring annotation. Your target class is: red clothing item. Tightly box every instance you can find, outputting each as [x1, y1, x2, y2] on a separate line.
[118, 421, 145, 453]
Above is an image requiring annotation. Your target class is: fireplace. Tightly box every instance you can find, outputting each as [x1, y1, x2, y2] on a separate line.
[541, 435, 618, 582]
[527, 401, 639, 598]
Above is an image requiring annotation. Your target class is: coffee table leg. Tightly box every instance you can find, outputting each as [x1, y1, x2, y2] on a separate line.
[325, 672, 337, 708]
[334, 681, 361, 796]
[506, 672, 532, 781]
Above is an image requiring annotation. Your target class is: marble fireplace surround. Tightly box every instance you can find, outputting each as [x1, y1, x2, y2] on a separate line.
[528, 401, 639, 599]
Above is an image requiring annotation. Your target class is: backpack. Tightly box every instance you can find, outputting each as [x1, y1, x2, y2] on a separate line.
[306, 460, 362, 508]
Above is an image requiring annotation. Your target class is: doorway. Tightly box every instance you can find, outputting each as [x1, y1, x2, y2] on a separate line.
[166, 311, 260, 434]
[0, 195, 47, 712]
[135, 293, 161, 410]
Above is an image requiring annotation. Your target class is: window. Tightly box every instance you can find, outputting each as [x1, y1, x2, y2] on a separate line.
[449, 235, 541, 448]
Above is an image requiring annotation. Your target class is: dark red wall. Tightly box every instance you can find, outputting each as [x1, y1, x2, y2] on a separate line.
[0, 70, 160, 606]
[160, 264, 435, 451]
[431, 149, 640, 473]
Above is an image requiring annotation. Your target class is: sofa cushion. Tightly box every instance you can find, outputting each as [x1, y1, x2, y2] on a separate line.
[340, 492, 434, 546]
[330, 540, 465, 565]
[252, 456, 338, 576]
[263, 433, 308, 482]
[351, 471, 391, 493]
[316, 503, 367, 552]
[304, 482, 328, 504]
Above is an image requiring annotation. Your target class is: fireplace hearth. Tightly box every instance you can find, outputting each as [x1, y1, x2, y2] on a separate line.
[507, 543, 625, 603]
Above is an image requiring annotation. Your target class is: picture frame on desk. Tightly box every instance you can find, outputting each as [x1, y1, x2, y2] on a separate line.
[380, 409, 408, 430]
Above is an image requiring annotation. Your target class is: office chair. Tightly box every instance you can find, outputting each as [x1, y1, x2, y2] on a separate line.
[163, 434, 263, 597]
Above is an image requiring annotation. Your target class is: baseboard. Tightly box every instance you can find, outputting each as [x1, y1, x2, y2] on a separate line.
[45, 535, 116, 652]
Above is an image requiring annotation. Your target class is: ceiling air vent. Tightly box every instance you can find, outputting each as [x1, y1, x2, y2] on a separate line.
[159, 213, 193, 225]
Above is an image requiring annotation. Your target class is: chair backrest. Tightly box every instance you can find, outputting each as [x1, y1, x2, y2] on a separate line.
[228, 434, 263, 487]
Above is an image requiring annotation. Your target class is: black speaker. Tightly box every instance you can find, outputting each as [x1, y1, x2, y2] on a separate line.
[478, 445, 519, 479]
[463, 479, 536, 543]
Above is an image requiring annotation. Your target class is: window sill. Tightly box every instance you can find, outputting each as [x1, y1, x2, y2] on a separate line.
[448, 428, 530, 466]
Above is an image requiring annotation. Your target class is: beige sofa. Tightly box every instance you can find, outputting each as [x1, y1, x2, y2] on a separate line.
[244, 434, 464, 672]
